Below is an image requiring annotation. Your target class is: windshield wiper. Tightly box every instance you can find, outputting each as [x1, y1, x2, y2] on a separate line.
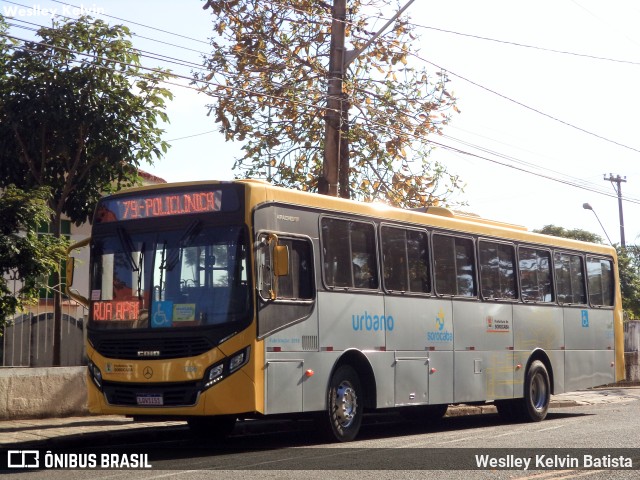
[164, 220, 203, 271]
[117, 227, 139, 272]
[136, 247, 145, 297]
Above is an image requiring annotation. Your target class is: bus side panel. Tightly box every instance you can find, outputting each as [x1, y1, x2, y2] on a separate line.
[264, 359, 303, 414]
[317, 291, 386, 351]
[453, 302, 514, 403]
[565, 350, 615, 392]
[564, 307, 615, 351]
[317, 291, 394, 409]
[385, 296, 454, 407]
[513, 305, 564, 352]
[563, 308, 615, 391]
[385, 296, 446, 351]
[428, 351, 454, 405]
[512, 304, 564, 397]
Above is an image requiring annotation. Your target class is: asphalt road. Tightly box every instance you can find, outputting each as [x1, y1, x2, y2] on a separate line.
[4, 388, 640, 479]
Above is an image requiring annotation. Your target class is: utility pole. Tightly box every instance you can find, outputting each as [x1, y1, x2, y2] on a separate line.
[320, 0, 347, 197]
[321, 0, 416, 198]
[604, 173, 627, 248]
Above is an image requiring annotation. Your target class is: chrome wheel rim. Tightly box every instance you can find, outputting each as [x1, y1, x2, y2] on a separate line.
[335, 381, 357, 428]
[530, 372, 548, 411]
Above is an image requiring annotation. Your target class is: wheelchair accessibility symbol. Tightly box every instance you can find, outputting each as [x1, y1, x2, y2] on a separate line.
[581, 310, 589, 328]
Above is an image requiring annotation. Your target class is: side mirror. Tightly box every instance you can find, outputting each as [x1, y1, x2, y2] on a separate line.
[273, 244, 290, 277]
[257, 233, 290, 301]
[66, 237, 91, 307]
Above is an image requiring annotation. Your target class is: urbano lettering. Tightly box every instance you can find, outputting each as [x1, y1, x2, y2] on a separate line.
[352, 311, 394, 331]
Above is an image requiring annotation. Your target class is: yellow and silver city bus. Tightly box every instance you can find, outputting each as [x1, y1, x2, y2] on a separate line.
[67, 179, 624, 441]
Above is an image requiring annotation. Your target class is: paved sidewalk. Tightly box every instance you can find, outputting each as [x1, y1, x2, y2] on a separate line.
[2, 388, 639, 448]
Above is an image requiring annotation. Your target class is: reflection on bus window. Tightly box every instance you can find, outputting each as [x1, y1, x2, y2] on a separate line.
[322, 218, 378, 290]
[519, 247, 553, 303]
[433, 234, 476, 297]
[555, 253, 586, 305]
[276, 238, 314, 300]
[382, 226, 430, 294]
[587, 257, 614, 306]
[90, 225, 249, 329]
[479, 241, 517, 300]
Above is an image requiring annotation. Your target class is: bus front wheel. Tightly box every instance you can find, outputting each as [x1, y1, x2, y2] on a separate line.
[323, 365, 364, 442]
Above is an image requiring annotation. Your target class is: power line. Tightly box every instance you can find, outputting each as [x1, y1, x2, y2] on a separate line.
[384, 20, 640, 66]
[45, 0, 210, 45]
[407, 52, 640, 155]
[5, 6, 640, 207]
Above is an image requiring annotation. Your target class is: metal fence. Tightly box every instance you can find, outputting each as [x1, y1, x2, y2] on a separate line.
[1, 278, 87, 367]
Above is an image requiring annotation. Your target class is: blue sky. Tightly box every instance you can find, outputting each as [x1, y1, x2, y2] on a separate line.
[4, 0, 640, 244]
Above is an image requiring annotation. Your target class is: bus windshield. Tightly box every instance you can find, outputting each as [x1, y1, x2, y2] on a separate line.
[89, 224, 249, 330]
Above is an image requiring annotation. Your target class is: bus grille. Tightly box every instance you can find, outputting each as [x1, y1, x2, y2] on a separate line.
[92, 337, 214, 360]
[102, 381, 200, 407]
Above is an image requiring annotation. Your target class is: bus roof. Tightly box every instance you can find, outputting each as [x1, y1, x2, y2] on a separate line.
[102, 179, 616, 258]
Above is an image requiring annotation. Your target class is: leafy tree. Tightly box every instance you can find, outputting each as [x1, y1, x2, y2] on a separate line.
[617, 246, 640, 320]
[535, 225, 603, 244]
[0, 186, 67, 330]
[198, 0, 463, 207]
[0, 15, 172, 363]
[535, 224, 640, 320]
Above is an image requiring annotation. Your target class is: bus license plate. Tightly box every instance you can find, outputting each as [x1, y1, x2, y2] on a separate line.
[136, 394, 163, 406]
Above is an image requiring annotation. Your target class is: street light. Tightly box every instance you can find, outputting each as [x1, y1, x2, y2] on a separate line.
[583, 203, 613, 245]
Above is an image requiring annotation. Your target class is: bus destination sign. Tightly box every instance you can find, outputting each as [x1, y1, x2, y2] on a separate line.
[96, 190, 223, 223]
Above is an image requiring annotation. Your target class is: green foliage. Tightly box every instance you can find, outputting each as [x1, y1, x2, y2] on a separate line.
[0, 186, 67, 328]
[534, 225, 604, 244]
[0, 15, 172, 226]
[617, 245, 640, 320]
[198, 0, 463, 208]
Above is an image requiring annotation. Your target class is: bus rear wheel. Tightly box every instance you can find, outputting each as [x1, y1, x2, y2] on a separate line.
[322, 365, 364, 442]
[523, 360, 550, 421]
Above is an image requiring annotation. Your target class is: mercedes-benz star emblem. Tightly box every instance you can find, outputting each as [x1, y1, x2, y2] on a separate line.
[143, 366, 153, 379]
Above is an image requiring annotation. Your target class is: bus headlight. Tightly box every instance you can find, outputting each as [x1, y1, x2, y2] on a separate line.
[88, 361, 103, 390]
[229, 350, 246, 372]
[202, 346, 250, 391]
[205, 364, 224, 388]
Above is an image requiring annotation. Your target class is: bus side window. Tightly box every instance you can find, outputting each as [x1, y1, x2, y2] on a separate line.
[587, 257, 614, 306]
[350, 222, 378, 289]
[479, 241, 517, 300]
[519, 247, 554, 302]
[382, 227, 408, 292]
[554, 253, 586, 305]
[276, 238, 314, 300]
[321, 217, 378, 290]
[322, 218, 350, 287]
[433, 234, 476, 297]
[381, 226, 430, 294]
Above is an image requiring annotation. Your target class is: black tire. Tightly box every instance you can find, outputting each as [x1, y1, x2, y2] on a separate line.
[322, 365, 364, 442]
[522, 360, 550, 421]
[187, 415, 236, 439]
